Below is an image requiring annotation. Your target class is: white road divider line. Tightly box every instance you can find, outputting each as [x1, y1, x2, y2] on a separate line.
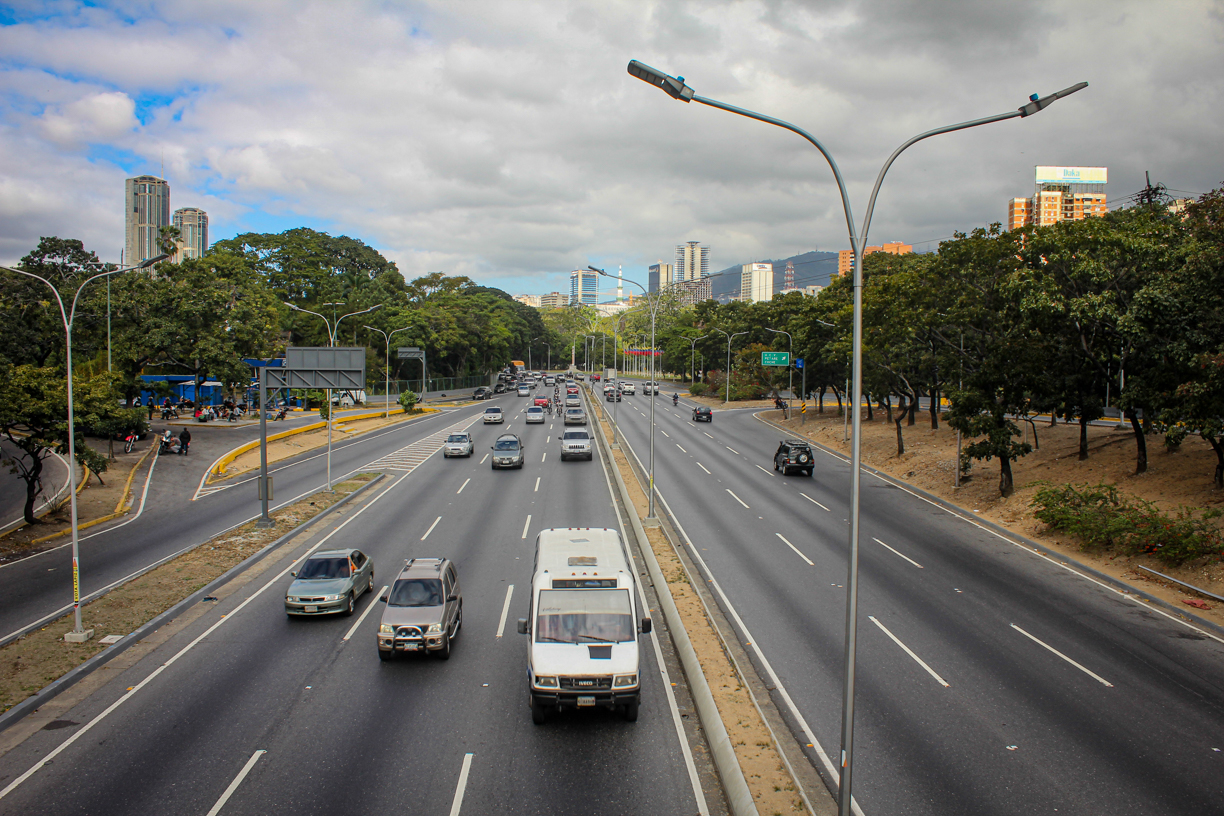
[726, 446, 740, 455]
[421, 516, 442, 540]
[873, 537, 923, 569]
[456, 478, 470, 494]
[496, 585, 515, 638]
[776, 533, 814, 565]
[726, 489, 750, 509]
[661, 430, 670, 438]
[534, 477, 540, 492]
[677, 444, 687, 453]
[1011, 624, 1114, 687]
[480, 453, 489, 464]
[696, 462, 711, 475]
[801, 493, 830, 511]
[541, 451, 547, 463]
[521, 514, 532, 539]
[343, 586, 388, 641]
[205, 749, 267, 816]
[869, 616, 950, 687]
[756, 465, 774, 476]
[448, 753, 475, 816]
[703, 432, 714, 439]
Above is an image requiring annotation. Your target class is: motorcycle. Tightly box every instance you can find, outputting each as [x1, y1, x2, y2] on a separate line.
[672, 393, 679, 407]
[158, 431, 181, 455]
[160, 406, 179, 420]
[123, 431, 140, 454]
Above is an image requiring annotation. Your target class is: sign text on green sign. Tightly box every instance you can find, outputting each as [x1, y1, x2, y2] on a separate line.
[761, 351, 790, 366]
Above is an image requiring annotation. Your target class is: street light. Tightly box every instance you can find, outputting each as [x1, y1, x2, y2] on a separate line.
[765, 327, 793, 418]
[683, 333, 710, 386]
[710, 328, 747, 407]
[365, 324, 413, 418]
[629, 58, 1087, 816]
[540, 341, 551, 374]
[0, 252, 168, 639]
[283, 301, 381, 491]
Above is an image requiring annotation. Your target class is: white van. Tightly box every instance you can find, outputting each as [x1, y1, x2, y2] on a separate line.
[517, 528, 650, 724]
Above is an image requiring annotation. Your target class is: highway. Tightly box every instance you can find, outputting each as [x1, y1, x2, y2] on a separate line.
[0, 386, 714, 815]
[602, 378, 1224, 816]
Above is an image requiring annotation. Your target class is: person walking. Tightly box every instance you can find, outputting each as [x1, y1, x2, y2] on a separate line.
[178, 427, 191, 455]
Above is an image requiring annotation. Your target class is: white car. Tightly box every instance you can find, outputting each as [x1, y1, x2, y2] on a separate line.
[560, 429, 592, 461]
[525, 406, 546, 424]
[621, 382, 636, 395]
[483, 406, 504, 423]
[443, 432, 474, 457]
[517, 385, 530, 397]
[642, 382, 659, 395]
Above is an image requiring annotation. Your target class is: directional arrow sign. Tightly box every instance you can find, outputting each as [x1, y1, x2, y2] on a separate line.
[761, 351, 790, 366]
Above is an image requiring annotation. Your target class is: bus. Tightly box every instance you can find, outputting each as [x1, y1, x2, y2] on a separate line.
[510, 360, 526, 374]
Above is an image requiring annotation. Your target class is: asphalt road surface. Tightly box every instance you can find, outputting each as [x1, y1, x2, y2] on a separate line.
[0, 448, 69, 534]
[0, 388, 713, 815]
[601, 378, 1224, 816]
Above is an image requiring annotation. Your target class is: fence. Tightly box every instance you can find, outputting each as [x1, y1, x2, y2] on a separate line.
[368, 374, 494, 399]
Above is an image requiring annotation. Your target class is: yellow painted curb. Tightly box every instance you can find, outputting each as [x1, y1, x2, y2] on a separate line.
[114, 441, 158, 514]
[22, 443, 156, 546]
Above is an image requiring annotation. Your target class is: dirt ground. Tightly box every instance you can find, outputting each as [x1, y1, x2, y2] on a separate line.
[764, 404, 1224, 629]
[0, 474, 376, 714]
[598, 408, 805, 815]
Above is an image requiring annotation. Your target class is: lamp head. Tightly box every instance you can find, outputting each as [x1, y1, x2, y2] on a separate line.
[138, 253, 170, 268]
[627, 60, 695, 102]
[1019, 81, 1088, 116]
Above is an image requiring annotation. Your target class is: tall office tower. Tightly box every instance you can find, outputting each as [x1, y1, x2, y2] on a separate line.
[172, 207, 208, 261]
[1006, 166, 1107, 230]
[125, 175, 171, 264]
[569, 269, 598, 305]
[648, 262, 673, 293]
[674, 241, 709, 282]
[739, 262, 774, 303]
[837, 241, 912, 276]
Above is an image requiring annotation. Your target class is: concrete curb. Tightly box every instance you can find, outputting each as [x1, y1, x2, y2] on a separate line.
[0, 473, 386, 733]
[589, 393, 758, 816]
[751, 410, 1224, 640]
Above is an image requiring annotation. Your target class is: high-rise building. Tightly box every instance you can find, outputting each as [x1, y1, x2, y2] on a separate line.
[1007, 166, 1107, 231]
[172, 207, 208, 261]
[125, 175, 171, 264]
[648, 262, 673, 293]
[837, 242, 912, 276]
[740, 262, 774, 303]
[674, 241, 709, 282]
[569, 269, 598, 305]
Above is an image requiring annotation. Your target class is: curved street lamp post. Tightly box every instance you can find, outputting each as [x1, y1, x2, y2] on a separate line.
[710, 328, 747, 407]
[365, 324, 413, 419]
[628, 58, 1086, 815]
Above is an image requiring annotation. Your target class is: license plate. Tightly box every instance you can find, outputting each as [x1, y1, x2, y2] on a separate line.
[403, 643, 420, 651]
[577, 695, 596, 707]
[304, 605, 318, 613]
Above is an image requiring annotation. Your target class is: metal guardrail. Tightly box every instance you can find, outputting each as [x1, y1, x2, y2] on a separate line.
[1135, 565, 1224, 604]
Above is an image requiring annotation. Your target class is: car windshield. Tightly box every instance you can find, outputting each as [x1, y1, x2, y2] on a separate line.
[563, 432, 589, 440]
[527, 407, 542, 413]
[494, 438, 519, 451]
[297, 557, 350, 580]
[447, 434, 468, 443]
[566, 409, 583, 415]
[535, 589, 633, 644]
[485, 408, 500, 413]
[388, 578, 443, 607]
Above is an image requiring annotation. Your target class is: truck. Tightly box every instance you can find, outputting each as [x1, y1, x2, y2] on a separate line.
[518, 528, 651, 724]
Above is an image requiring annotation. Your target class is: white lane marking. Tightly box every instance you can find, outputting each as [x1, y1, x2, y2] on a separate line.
[343, 585, 388, 641]
[534, 477, 540, 492]
[801, 493, 830, 512]
[696, 462, 711, 475]
[204, 749, 267, 816]
[703, 432, 714, 439]
[756, 465, 774, 476]
[661, 430, 670, 438]
[480, 453, 489, 464]
[869, 616, 949, 687]
[457, 478, 470, 494]
[677, 444, 687, 453]
[776, 533, 814, 566]
[541, 452, 547, 463]
[448, 753, 474, 816]
[421, 516, 442, 540]
[873, 537, 923, 569]
[725, 489, 749, 509]
[0, 469, 411, 802]
[725, 446, 740, 455]
[1011, 624, 1114, 687]
[546, 436, 550, 443]
[521, 514, 532, 539]
[496, 585, 515, 638]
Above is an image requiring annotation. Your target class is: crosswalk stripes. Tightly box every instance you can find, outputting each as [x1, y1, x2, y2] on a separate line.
[367, 416, 480, 472]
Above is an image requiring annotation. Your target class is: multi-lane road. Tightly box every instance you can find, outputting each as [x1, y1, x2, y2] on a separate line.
[0, 389, 716, 815]
[603, 378, 1224, 816]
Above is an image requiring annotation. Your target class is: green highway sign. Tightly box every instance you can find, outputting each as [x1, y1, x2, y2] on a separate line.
[761, 351, 790, 366]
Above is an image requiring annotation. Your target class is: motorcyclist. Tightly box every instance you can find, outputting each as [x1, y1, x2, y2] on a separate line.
[672, 393, 679, 407]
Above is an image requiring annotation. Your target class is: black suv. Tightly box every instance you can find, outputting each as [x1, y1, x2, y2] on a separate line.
[773, 439, 814, 476]
[692, 405, 712, 422]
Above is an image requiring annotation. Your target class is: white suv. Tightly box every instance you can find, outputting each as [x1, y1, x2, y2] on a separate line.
[642, 382, 660, 395]
[621, 382, 636, 395]
[560, 430, 592, 461]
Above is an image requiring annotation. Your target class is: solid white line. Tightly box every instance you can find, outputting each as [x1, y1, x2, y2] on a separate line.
[541, 452, 547, 463]
[801, 493, 830, 512]
[342, 586, 388, 641]
[456, 478, 470, 494]
[775, 533, 814, 566]
[703, 432, 714, 439]
[677, 444, 686, 453]
[448, 753, 474, 816]
[0, 469, 413, 802]
[1011, 624, 1114, 687]
[869, 616, 949, 687]
[725, 489, 749, 509]
[496, 585, 515, 638]
[725, 446, 739, 455]
[873, 537, 923, 569]
[696, 462, 711, 475]
[480, 453, 489, 464]
[204, 749, 267, 816]
[521, 514, 532, 539]
[534, 477, 540, 492]
[756, 465, 774, 476]
[421, 516, 442, 540]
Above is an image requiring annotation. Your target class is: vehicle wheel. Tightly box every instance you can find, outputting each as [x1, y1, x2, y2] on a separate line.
[343, 593, 355, 617]
[586, 453, 593, 461]
[378, 649, 393, 661]
[806, 469, 814, 477]
[366, 574, 374, 595]
[531, 696, 548, 725]
[773, 457, 780, 472]
[124, 438, 135, 454]
[624, 698, 640, 722]
[436, 634, 451, 660]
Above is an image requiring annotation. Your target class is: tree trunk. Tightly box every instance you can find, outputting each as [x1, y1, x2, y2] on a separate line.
[883, 396, 892, 423]
[1127, 409, 1147, 474]
[1079, 412, 1089, 460]
[866, 396, 873, 421]
[894, 394, 907, 456]
[818, 386, 825, 413]
[999, 454, 1014, 497]
[834, 387, 843, 416]
[929, 387, 939, 430]
[907, 394, 917, 426]
[1209, 437, 1223, 489]
[22, 453, 45, 524]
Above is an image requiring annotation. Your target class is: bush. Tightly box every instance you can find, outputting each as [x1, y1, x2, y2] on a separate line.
[398, 391, 420, 412]
[689, 383, 708, 397]
[317, 400, 329, 421]
[1031, 482, 1223, 566]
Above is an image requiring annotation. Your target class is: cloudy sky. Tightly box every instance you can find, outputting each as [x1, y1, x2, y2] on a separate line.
[2, 0, 1221, 295]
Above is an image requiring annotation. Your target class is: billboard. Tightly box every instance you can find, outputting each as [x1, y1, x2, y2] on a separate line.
[1035, 166, 1107, 185]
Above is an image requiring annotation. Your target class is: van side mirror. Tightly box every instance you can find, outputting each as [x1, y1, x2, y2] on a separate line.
[517, 618, 529, 635]
[447, 594, 459, 602]
[290, 571, 297, 578]
[379, 592, 388, 602]
[640, 618, 652, 634]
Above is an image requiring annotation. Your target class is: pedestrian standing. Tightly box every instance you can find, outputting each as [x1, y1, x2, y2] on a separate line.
[178, 427, 191, 455]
